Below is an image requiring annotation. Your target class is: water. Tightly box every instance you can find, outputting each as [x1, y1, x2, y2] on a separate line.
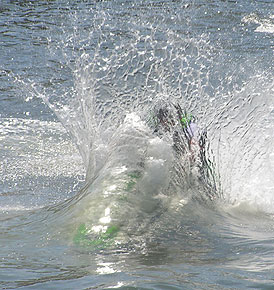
[1, 0, 274, 289]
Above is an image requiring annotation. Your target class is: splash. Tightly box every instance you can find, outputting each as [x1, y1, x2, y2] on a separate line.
[216, 77, 274, 211]
[41, 7, 220, 169]
[10, 3, 274, 223]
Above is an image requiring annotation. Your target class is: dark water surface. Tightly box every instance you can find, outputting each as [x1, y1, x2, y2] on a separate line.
[1, 0, 274, 289]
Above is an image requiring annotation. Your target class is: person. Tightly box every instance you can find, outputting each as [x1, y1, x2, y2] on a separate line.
[151, 104, 203, 158]
[150, 103, 218, 199]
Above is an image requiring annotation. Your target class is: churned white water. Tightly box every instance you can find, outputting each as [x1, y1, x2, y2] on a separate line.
[0, 0, 274, 289]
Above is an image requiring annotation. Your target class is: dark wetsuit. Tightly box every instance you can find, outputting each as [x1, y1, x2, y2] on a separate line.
[151, 105, 218, 199]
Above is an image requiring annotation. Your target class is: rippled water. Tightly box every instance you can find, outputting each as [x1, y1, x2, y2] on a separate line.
[1, 0, 274, 289]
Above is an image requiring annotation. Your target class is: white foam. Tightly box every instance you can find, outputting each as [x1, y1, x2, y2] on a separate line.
[242, 14, 274, 34]
[0, 205, 42, 212]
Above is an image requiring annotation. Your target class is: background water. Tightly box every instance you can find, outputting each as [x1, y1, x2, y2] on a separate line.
[1, 0, 274, 289]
